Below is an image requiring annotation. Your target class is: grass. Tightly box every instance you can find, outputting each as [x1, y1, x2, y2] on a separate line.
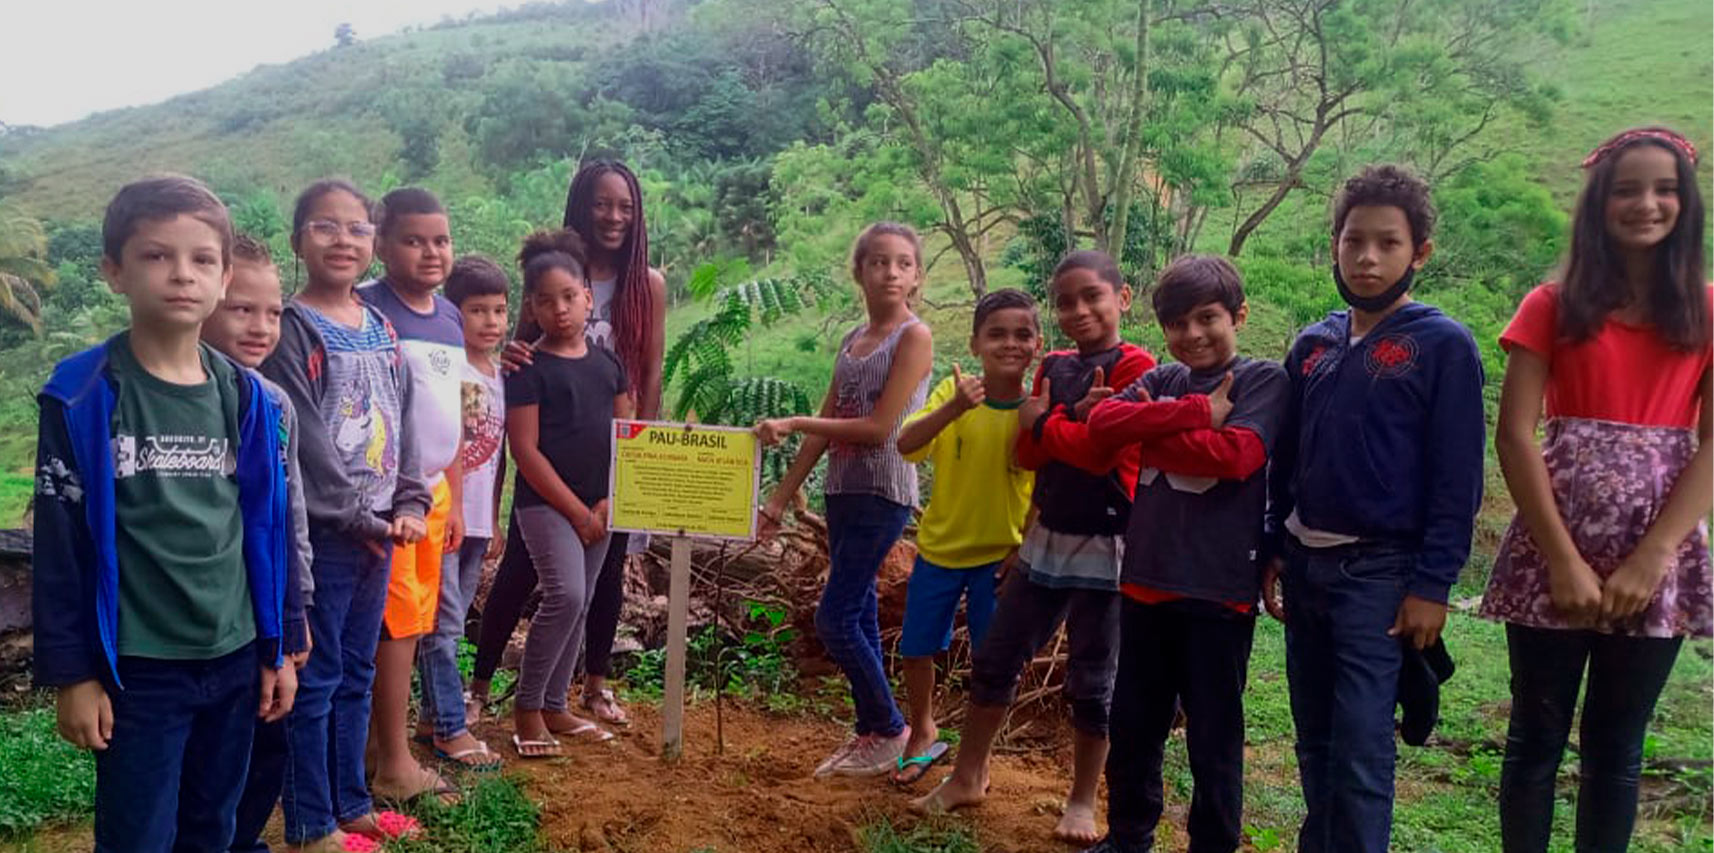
[0, 707, 95, 839]
[391, 776, 542, 853]
[855, 813, 984, 853]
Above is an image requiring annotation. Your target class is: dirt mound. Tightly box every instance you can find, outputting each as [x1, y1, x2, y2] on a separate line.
[484, 700, 1093, 853]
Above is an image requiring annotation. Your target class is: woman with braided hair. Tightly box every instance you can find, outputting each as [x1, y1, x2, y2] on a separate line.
[471, 160, 666, 732]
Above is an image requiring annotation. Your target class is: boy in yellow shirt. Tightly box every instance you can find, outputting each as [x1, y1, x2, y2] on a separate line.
[891, 288, 1041, 784]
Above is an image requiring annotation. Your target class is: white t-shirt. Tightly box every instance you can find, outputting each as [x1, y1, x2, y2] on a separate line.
[459, 357, 505, 540]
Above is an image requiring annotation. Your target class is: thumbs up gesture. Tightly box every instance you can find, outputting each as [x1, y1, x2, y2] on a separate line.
[1019, 375, 1052, 428]
[951, 363, 987, 413]
[1208, 372, 1236, 429]
[1074, 365, 1115, 421]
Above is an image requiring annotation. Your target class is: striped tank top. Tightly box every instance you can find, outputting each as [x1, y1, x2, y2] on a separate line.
[824, 317, 930, 507]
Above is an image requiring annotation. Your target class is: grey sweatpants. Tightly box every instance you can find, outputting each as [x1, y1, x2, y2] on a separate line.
[514, 504, 613, 713]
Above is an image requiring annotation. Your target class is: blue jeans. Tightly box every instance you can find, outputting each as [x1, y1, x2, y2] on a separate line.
[898, 555, 1000, 658]
[282, 535, 391, 842]
[229, 718, 286, 852]
[820, 494, 911, 738]
[1281, 541, 1411, 853]
[94, 644, 259, 853]
[418, 536, 489, 740]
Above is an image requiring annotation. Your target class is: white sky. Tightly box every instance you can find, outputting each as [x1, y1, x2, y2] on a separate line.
[0, 2, 529, 128]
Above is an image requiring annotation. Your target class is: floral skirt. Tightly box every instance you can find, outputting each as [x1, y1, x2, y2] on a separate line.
[1480, 417, 1712, 638]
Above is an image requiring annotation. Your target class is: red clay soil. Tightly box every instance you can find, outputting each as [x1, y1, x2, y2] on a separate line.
[483, 700, 1100, 853]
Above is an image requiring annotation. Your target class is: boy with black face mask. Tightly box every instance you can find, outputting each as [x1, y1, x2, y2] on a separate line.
[1260, 165, 1486, 853]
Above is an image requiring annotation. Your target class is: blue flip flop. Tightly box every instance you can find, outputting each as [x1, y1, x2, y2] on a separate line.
[891, 740, 951, 785]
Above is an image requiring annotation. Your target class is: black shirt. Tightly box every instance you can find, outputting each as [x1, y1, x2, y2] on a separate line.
[1119, 357, 1289, 603]
[504, 347, 628, 508]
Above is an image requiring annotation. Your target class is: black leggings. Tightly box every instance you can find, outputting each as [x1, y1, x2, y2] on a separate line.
[1498, 623, 1683, 853]
[471, 512, 628, 686]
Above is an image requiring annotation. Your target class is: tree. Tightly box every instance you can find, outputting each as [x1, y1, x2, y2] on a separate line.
[1217, 0, 1571, 255]
[0, 205, 55, 333]
[760, 0, 1027, 297]
[334, 23, 356, 47]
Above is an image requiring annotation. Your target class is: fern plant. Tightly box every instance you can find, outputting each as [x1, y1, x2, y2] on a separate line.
[662, 265, 834, 484]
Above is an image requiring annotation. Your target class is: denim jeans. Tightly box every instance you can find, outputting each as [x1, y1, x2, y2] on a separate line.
[418, 536, 489, 740]
[1107, 598, 1255, 852]
[229, 718, 286, 852]
[1498, 624, 1683, 853]
[820, 494, 911, 738]
[1281, 541, 1412, 853]
[94, 644, 259, 853]
[282, 535, 391, 842]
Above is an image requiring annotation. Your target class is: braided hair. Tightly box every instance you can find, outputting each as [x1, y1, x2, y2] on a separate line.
[563, 159, 657, 405]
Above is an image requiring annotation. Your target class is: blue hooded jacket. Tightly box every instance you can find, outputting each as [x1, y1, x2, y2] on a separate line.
[1263, 301, 1487, 603]
[32, 338, 293, 688]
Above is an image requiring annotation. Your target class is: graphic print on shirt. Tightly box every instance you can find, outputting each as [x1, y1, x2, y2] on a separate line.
[1365, 333, 1419, 378]
[333, 382, 393, 478]
[1301, 344, 1330, 377]
[461, 378, 503, 473]
[828, 377, 880, 461]
[112, 433, 234, 479]
[586, 279, 616, 353]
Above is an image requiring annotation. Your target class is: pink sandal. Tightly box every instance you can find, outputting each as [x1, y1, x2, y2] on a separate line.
[339, 835, 381, 853]
[342, 810, 422, 842]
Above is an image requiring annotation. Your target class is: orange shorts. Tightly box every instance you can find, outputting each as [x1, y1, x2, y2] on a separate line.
[383, 479, 450, 639]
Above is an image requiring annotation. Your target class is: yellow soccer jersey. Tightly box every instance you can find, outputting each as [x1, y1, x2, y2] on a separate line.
[902, 375, 1034, 568]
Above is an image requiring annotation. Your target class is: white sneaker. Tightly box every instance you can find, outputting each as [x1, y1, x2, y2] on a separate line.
[813, 734, 869, 778]
[825, 727, 911, 777]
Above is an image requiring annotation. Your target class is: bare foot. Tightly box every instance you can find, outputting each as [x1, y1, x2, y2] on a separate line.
[1053, 800, 1101, 846]
[911, 770, 988, 814]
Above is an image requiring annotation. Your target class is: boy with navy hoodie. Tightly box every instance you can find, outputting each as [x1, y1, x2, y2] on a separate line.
[1260, 165, 1485, 853]
[32, 176, 298, 852]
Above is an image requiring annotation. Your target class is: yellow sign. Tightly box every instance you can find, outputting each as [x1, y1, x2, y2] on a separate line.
[609, 420, 760, 541]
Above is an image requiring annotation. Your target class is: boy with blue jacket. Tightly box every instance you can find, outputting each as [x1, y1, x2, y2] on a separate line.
[33, 176, 298, 852]
[1261, 165, 1485, 852]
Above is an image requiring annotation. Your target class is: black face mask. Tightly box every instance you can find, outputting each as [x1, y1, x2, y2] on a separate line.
[1334, 263, 1417, 314]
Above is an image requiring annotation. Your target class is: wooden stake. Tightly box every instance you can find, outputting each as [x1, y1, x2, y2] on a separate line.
[661, 535, 692, 762]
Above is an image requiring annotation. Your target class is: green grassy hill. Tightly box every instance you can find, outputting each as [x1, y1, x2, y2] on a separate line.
[0, 4, 621, 218]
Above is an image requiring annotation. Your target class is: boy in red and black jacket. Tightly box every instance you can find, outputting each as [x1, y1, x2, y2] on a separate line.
[916, 250, 1154, 847]
[1084, 255, 1290, 853]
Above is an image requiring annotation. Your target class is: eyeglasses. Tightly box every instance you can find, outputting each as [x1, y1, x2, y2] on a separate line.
[302, 219, 377, 241]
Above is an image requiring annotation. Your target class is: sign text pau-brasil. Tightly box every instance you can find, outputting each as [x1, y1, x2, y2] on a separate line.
[608, 420, 761, 760]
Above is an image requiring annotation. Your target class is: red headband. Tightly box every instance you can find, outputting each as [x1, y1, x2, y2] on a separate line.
[1582, 128, 1698, 169]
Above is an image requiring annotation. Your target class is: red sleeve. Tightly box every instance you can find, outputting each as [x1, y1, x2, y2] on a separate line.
[1138, 426, 1267, 481]
[1017, 346, 1155, 475]
[1087, 395, 1211, 456]
[1499, 283, 1558, 359]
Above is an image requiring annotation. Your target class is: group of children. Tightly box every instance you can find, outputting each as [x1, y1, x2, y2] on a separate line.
[34, 161, 666, 853]
[31, 124, 1710, 853]
[754, 125, 1710, 853]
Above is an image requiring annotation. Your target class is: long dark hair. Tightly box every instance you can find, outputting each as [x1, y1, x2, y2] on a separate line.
[562, 159, 656, 398]
[1561, 129, 1707, 351]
